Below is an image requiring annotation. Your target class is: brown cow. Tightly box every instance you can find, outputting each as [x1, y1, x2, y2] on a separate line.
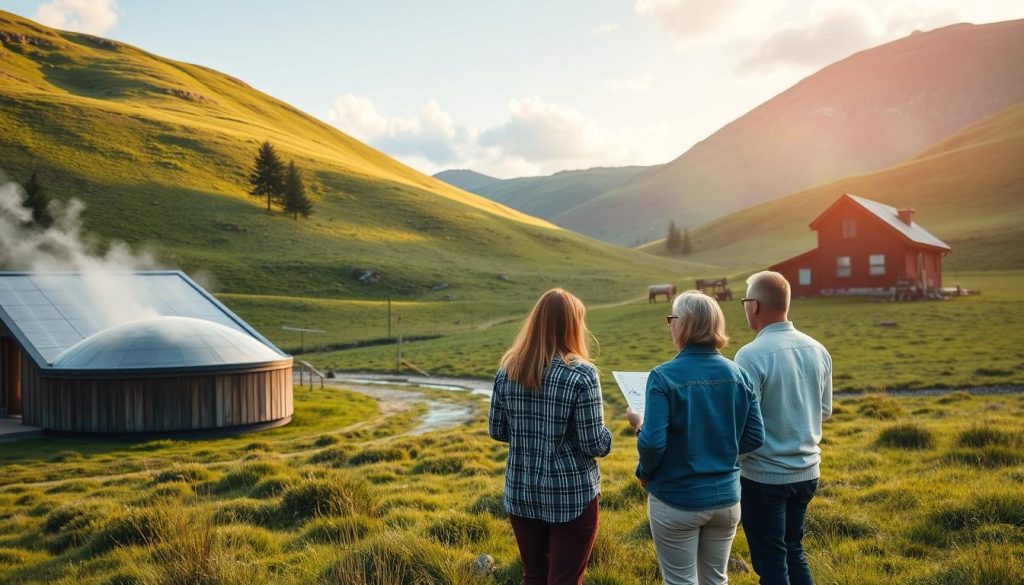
[648, 284, 676, 303]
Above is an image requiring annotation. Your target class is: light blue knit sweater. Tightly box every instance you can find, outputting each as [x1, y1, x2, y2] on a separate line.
[734, 321, 832, 484]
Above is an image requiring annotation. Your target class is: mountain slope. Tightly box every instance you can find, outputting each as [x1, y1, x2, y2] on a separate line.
[559, 20, 1024, 244]
[432, 169, 500, 192]
[0, 10, 692, 300]
[651, 102, 1024, 272]
[435, 166, 646, 237]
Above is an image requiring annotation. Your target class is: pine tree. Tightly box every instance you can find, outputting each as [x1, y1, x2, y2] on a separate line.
[282, 160, 313, 220]
[248, 141, 285, 211]
[680, 227, 692, 255]
[23, 172, 53, 228]
[665, 220, 680, 253]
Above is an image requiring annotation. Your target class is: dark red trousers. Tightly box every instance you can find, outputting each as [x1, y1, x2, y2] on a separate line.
[508, 497, 600, 585]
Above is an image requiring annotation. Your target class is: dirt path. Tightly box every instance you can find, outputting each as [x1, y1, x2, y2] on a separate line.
[473, 295, 649, 330]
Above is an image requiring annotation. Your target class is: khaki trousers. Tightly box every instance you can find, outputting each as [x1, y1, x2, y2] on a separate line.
[648, 494, 740, 585]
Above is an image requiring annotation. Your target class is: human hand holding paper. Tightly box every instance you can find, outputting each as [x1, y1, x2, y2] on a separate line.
[613, 371, 649, 419]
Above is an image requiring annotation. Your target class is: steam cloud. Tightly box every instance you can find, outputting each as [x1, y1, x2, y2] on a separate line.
[0, 172, 162, 325]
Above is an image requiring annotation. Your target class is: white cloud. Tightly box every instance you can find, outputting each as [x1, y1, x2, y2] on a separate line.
[479, 97, 610, 161]
[607, 74, 655, 93]
[635, 0, 787, 45]
[34, 0, 119, 35]
[591, 22, 619, 35]
[325, 95, 670, 178]
[738, 1, 1024, 75]
[326, 94, 389, 142]
[737, 3, 880, 73]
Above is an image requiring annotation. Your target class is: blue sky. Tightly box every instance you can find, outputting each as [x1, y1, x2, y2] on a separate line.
[8, 1, 1024, 178]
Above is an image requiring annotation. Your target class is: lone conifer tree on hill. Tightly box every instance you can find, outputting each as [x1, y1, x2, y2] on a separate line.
[23, 171, 53, 228]
[283, 160, 313, 220]
[248, 141, 285, 211]
[665, 219, 680, 254]
[680, 227, 692, 255]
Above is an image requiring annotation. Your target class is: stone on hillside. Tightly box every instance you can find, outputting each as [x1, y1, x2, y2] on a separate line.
[472, 554, 496, 575]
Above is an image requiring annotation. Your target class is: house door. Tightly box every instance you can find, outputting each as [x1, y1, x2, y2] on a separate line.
[1, 337, 21, 417]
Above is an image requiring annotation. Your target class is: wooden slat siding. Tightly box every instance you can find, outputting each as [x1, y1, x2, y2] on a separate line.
[21, 365, 292, 433]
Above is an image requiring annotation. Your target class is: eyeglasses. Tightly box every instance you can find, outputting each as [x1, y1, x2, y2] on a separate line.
[665, 315, 678, 326]
[740, 298, 757, 305]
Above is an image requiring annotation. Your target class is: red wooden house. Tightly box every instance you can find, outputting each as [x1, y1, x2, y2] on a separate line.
[771, 194, 951, 298]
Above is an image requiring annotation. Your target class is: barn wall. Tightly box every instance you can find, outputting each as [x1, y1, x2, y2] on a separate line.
[774, 198, 947, 296]
[21, 365, 293, 433]
[814, 201, 915, 292]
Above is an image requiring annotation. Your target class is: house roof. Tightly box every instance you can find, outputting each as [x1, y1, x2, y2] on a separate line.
[810, 193, 951, 251]
[0, 271, 287, 371]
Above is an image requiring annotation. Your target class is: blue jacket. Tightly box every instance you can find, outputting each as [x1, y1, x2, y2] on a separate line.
[636, 345, 764, 511]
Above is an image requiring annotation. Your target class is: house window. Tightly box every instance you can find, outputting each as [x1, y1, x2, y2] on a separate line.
[836, 256, 851, 278]
[869, 254, 885, 276]
[842, 218, 857, 239]
[799, 269, 811, 286]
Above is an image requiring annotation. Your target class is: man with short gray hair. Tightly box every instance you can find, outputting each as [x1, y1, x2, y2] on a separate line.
[736, 271, 832, 585]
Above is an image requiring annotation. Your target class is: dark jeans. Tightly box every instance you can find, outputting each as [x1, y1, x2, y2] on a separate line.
[508, 497, 599, 585]
[740, 477, 818, 585]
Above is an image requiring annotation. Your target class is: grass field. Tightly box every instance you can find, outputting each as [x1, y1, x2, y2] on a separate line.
[1, 385, 1023, 584]
[298, 271, 1024, 399]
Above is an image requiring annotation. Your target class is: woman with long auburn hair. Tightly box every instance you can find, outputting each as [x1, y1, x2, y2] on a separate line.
[488, 288, 612, 585]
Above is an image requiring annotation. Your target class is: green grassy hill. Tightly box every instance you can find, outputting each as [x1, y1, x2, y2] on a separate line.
[0, 10, 692, 307]
[640, 102, 1024, 273]
[559, 20, 1024, 244]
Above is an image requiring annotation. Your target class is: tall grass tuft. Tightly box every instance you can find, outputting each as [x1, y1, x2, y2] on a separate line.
[957, 424, 1018, 448]
[212, 462, 282, 493]
[211, 498, 279, 528]
[279, 475, 379, 523]
[320, 532, 491, 585]
[922, 543, 1024, 584]
[875, 424, 935, 450]
[468, 492, 506, 518]
[153, 464, 211, 485]
[149, 505, 274, 585]
[855, 395, 903, 419]
[348, 447, 407, 466]
[426, 512, 491, 546]
[946, 446, 1023, 468]
[300, 516, 374, 545]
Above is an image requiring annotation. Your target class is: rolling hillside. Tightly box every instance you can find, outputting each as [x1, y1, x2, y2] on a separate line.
[0, 11, 692, 302]
[434, 166, 646, 236]
[432, 169, 500, 193]
[558, 20, 1024, 244]
[645, 102, 1024, 272]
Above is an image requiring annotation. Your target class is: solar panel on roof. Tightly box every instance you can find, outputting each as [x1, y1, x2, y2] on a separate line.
[0, 271, 284, 368]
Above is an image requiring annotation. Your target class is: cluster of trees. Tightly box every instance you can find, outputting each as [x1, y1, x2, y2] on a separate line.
[665, 220, 692, 255]
[248, 141, 313, 219]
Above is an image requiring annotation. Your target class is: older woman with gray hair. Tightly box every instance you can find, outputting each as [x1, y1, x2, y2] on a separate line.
[627, 290, 764, 585]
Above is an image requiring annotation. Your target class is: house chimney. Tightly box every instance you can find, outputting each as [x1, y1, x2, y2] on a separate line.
[897, 209, 915, 226]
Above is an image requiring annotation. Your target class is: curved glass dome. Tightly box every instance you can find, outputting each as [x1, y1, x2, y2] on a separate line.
[52, 316, 285, 369]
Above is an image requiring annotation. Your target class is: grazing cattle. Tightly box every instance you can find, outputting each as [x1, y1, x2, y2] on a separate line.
[648, 284, 676, 303]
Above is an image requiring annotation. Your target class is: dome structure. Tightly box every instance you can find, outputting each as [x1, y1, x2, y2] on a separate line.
[1, 271, 294, 434]
[52, 316, 284, 370]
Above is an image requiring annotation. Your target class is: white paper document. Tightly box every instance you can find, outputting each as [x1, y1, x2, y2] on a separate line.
[612, 371, 649, 418]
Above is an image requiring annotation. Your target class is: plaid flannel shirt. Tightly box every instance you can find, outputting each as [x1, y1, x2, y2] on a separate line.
[488, 354, 612, 523]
